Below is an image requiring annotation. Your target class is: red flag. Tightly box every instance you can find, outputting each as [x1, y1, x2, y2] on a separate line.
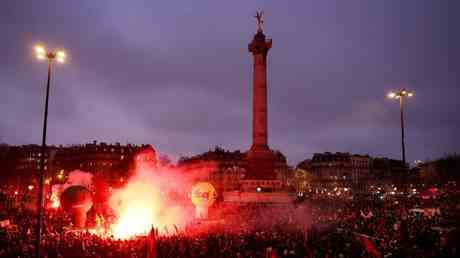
[363, 237, 380, 258]
[146, 226, 157, 258]
[173, 224, 179, 235]
[355, 234, 381, 258]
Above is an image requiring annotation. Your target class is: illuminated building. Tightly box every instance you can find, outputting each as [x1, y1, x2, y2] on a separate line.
[298, 153, 407, 190]
[3, 144, 58, 186]
[178, 147, 246, 193]
[298, 152, 371, 191]
[178, 146, 290, 194]
[53, 141, 154, 183]
[2, 141, 155, 186]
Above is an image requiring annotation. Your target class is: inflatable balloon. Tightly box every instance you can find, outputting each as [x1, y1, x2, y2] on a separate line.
[60, 185, 93, 228]
[191, 182, 217, 219]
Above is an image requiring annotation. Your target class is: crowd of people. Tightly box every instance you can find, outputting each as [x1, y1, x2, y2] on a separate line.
[1, 184, 459, 258]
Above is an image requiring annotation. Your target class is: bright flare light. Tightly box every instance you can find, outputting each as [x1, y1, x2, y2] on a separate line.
[50, 191, 60, 209]
[110, 180, 162, 238]
[108, 151, 191, 239]
[387, 92, 396, 99]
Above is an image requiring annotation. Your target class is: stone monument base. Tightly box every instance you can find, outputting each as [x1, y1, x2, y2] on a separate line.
[223, 191, 295, 204]
[245, 147, 279, 180]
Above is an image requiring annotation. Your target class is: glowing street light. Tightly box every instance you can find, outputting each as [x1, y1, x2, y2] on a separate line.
[35, 45, 46, 60]
[387, 92, 396, 99]
[56, 51, 66, 63]
[33, 43, 67, 258]
[387, 88, 414, 166]
[34, 45, 66, 63]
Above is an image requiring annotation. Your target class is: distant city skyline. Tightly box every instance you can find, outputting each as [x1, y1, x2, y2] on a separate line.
[1, 0, 459, 165]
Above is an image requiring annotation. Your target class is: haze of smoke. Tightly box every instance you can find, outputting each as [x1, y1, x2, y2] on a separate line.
[108, 150, 215, 238]
[62, 170, 94, 191]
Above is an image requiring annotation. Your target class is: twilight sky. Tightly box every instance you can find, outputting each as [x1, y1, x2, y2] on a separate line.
[1, 0, 458, 165]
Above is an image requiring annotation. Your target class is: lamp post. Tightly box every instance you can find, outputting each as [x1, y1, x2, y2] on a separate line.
[387, 89, 414, 166]
[34, 44, 66, 258]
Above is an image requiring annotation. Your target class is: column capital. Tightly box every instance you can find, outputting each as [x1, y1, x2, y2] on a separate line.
[249, 31, 272, 55]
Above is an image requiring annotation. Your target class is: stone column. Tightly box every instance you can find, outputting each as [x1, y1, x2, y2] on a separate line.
[249, 31, 272, 152]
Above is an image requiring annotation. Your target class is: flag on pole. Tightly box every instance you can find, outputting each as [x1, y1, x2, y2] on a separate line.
[355, 234, 381, 258]
[173, 224, 179, 235]
[146, 226, 157, 258]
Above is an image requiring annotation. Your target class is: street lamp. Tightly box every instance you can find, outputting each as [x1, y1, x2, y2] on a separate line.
[387, 88, 414, 166]
[33, 44, 66, 258]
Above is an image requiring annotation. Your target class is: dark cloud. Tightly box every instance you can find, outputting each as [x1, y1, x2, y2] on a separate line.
[1, 0, 458, 165]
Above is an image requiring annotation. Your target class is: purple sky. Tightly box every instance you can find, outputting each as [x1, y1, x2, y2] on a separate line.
[1, 0, 458, 165]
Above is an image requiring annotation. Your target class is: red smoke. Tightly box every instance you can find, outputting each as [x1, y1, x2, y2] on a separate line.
[108, 150, 210, 239]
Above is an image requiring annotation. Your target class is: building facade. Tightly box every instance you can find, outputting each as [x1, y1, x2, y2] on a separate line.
[2, 144, 59, 186]
[297, 153, 407, 190]
[371, 157, 407, 185]
[297, 152, 371, 190]
[178, 147, 290, 194]
[1, 141, 154, 187]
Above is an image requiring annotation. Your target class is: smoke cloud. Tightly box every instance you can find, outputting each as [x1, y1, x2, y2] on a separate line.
[108, 149, 209, 239]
